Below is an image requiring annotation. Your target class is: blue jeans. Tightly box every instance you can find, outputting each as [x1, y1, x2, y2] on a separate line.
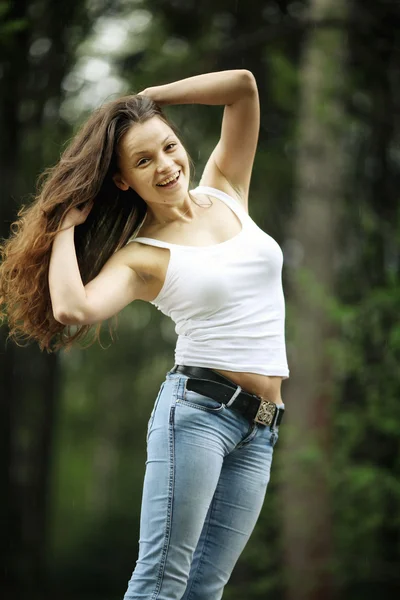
[123, 369, 282, 600]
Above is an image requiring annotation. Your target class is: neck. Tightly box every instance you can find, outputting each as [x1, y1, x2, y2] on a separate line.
[145, 192, 196, 226]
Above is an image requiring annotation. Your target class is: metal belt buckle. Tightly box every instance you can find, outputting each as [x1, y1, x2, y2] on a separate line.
[254, 399, 276, 427]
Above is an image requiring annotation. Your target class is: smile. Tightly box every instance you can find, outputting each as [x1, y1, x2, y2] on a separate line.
[156, 170, 181, 187]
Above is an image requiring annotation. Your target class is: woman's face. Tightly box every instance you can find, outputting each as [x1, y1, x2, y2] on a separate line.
[113, 116, 190, 206]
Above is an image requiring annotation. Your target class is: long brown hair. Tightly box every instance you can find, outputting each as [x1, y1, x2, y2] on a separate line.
[0, 94, 181, 353]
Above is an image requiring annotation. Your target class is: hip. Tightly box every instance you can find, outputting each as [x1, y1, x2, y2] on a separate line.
[147, 370, 281, 452]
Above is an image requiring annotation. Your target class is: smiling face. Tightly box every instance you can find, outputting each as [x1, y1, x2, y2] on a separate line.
[113, 116, 190, 207]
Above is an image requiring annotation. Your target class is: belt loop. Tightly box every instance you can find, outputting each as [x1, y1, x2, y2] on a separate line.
[225, 385, 242, 407]
[270, 405, 285, 431]
[170, 364, 178, 374]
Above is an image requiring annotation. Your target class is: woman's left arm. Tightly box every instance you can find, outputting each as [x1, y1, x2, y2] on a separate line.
[140, 70, 259, 205]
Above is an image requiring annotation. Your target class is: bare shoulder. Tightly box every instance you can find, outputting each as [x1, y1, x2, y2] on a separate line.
[122, 238, 170, 301]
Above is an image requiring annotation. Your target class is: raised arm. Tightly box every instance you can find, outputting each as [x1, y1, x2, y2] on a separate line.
[140, 70, 260, 208]
[49, 225, 147, 326]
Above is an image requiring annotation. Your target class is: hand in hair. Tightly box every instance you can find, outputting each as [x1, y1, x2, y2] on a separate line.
[62, 199, 94, 228]
[137, 87, 167, 105]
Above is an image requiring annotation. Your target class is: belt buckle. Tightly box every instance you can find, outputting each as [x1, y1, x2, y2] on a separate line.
[254, 399, 276, 427]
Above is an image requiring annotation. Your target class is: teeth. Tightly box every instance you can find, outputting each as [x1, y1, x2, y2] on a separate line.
[157, 171, 180, 186]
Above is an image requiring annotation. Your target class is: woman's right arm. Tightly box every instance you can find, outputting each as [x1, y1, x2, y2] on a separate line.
[49, 225, 145, 326]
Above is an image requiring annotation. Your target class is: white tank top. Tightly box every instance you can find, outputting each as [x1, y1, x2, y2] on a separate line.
[129, 186, 289, 378]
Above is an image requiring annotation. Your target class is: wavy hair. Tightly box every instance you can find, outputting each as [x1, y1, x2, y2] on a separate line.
[0, 94, 184, 353]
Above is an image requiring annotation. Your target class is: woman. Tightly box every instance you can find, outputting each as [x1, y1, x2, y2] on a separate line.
[0, 70, 289, 599]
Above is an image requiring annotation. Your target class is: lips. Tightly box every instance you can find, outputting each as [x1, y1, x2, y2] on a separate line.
[156, 170, 181, 187]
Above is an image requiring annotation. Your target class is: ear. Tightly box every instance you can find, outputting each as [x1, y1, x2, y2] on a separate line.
[112, 173, 129, 192]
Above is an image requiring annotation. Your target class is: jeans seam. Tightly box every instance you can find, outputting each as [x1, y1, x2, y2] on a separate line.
[185, 493, 217, 600]
[151, 384, 177, 599]
[147, 382, 166, 443]
[236, 424, 258, 449]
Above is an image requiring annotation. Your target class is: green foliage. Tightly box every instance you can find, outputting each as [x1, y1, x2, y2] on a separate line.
[331, 279, 400, 590]
[266, 49, 298, 112]
[49, 303, 175, 583]
[0, 0, 28, 45]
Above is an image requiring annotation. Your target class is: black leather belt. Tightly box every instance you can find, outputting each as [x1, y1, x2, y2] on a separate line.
[171, 365, 284, 429]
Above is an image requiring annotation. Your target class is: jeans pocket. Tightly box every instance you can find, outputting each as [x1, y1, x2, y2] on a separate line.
[178, 381, 225, 413]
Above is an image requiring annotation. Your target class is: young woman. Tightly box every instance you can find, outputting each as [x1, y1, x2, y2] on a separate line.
[0, 70, 289, 599]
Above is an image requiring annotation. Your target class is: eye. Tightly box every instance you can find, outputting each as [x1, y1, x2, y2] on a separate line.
[165, 143, 177, 151]
[137, 157, 149, 167]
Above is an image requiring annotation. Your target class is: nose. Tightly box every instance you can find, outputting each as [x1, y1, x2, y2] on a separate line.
[156, 155, 175, 173]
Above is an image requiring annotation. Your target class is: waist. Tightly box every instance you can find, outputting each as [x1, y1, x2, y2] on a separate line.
[174, 335, 289, 390]
[171, 364, 285, 428]
[213, 369, 284, 404]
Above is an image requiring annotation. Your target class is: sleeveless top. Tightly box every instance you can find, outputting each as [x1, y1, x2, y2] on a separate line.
[127, 186, 290, 378]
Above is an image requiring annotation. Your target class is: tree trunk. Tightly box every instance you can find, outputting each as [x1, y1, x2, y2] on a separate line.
[279, 0, 347, 599]
[0, 1, 90, 597]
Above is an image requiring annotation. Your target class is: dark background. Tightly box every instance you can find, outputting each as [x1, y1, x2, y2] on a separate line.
[1, 1, 400, 599]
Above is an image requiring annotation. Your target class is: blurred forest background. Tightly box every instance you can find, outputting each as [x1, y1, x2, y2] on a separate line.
[1, 0, 400, 599]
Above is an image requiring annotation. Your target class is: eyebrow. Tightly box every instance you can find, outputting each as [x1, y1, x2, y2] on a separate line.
[130, 135, 173, 158]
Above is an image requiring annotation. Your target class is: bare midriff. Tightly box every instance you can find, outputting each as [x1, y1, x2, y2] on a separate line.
[212, 369, 284, 405]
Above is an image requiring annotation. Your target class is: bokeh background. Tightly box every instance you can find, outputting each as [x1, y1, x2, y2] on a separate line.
[1, 0, 400, 599]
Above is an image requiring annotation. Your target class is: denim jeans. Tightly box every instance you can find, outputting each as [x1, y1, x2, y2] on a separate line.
[123, 369, 282, 600]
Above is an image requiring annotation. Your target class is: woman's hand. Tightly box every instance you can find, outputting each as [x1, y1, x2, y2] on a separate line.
[137, 86, 167, 105]
[61, 200, 94, 229]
